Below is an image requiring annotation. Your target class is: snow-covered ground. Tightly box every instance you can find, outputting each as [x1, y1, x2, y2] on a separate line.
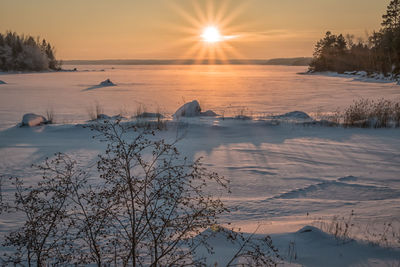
[306, 70, 400, 85]
[0, 65, 399, 265]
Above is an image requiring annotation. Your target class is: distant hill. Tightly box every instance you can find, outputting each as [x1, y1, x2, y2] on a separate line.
[63, 57, 312, 66]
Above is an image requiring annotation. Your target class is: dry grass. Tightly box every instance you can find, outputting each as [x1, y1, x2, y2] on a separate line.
[134, 104, 167, 130]
[342, 98, 400, 128]
[313, 211, 400, 248]
[314, 211, 355, 244]
[45, 108, 55, 124]
[87, 102, 104, 120]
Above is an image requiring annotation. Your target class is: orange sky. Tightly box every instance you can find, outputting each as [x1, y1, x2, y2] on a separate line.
[0, 0, 387, 60]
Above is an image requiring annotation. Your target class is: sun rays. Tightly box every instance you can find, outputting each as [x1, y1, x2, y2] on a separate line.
[166, 0, 248, 64]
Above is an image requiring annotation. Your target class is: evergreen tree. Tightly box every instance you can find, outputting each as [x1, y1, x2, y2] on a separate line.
[0, 31, 61, 71]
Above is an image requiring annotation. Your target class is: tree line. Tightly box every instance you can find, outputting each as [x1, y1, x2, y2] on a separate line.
[0, 31, 61, 71]
[310, 0, 400, 75]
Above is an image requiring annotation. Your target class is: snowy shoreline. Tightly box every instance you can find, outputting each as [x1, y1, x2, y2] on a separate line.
[301, 70, 400, 85]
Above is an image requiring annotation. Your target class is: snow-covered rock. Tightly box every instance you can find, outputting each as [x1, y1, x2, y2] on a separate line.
[272, 111, 311, 120]
[99, 79, 115, 86]
[0, 80, 6, 85]
[174, 100, 201, 117]
[356, 71, 367, 77]
[174, 100, 218, 118]
[21, 113, 48, 127]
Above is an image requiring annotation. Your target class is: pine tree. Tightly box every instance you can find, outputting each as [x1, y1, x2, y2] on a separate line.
[382, 0, 400, 31]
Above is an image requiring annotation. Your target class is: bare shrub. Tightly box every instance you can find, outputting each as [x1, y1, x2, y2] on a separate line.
[1, 121, 279, 266]
[0, 155, 78, 265]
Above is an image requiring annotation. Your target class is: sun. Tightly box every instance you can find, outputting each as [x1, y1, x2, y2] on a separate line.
[201, 26, 222, 43]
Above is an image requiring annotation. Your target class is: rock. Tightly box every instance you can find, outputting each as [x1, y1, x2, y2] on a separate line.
[99, 79, 115, 86]
[174, 100, 202, 118]
[21, 113, 48, 127]
[200, 110, 218, 117]
[272, 111, 311, 120]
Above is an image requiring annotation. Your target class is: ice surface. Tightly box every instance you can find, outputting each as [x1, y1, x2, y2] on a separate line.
[0, 66, 399, 265]
[1, 65, 400, 130]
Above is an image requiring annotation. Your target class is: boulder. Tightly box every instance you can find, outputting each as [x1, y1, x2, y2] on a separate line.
[200, 110, 218, 117]
[21, 113, 48, 127]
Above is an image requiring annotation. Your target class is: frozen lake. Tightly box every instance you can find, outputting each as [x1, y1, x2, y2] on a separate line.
[1, 65, 399, 130]
[1, 65, 400, 265]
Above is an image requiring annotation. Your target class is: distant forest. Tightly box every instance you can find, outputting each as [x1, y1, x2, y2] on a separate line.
[0, 32, 61, 71]
[64, 58, 312, 66]
[310, 0, 400, 74]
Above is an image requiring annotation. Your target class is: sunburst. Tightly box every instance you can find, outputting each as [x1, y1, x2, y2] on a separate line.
[165, 0, 248, 64]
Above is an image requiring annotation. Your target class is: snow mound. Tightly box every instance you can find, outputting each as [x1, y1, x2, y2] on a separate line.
[174, 100, 218, 118]
[99, 79, 116, 86]
[272, 111, 311, 120]
[135, 112, 164, 118]
[21, 113, 48, 127]
[91, 114, 125, 121]
[0, 80, 6, 85]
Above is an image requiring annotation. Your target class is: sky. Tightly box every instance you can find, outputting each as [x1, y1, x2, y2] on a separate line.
[0, 0, 387, 60]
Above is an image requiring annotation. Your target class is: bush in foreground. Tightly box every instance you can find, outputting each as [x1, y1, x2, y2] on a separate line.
[0, 120, 279, 266]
